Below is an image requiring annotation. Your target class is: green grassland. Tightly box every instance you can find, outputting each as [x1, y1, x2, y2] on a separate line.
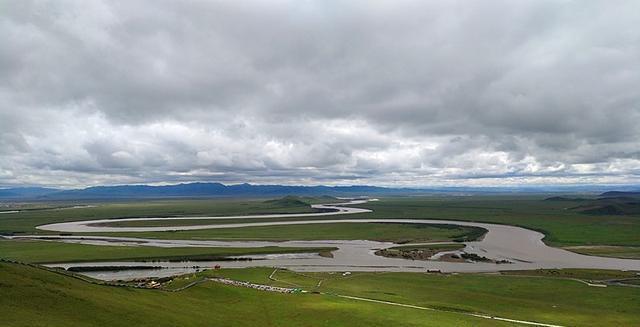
[352, 196, 640, 248]
[564, 245, 640, 259]
[0, 240, 336, 263]
[316, 271, 640, 326]
[95, 216, 327, 227]
[0, 262, 512, 327]
[0, 198, 320, 235]
[104, 222, 484, 243]
[500, 268, 640, 280]
[10, 263, 634, 327]
[207, 267, 640, 327]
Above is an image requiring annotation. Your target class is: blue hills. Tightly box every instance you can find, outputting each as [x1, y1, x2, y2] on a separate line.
[0, 187, 59, 199]
[0, 182, 422, 200]
[0, 182, 638, 201]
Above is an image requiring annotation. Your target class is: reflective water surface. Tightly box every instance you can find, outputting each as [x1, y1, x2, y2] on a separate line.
[10, 199, 639, 280]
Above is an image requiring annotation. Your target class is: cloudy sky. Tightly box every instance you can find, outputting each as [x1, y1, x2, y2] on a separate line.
[1, 1, 639, 188]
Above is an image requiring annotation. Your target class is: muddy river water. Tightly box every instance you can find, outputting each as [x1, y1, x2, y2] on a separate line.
[8, 199, 639, 280]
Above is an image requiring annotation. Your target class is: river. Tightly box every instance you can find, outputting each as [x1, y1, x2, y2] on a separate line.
[8, 199, 639, 280]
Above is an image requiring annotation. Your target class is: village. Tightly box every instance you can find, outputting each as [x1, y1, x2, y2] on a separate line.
[208, 277, 304, 294]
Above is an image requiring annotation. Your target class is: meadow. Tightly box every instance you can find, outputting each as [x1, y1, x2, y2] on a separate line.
[103, 222, 483, 243]
[0, 198, 319, 235]
[0, 262, 511, 327]
[209, 267, 640, 326]
[0, 240, 335, 263]
[2, 262, 639, 327]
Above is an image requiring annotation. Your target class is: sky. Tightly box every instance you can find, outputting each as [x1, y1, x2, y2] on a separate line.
[1, 1, 639, 188]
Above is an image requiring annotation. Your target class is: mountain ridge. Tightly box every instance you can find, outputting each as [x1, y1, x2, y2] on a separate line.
[0, 182, 422, 200]
[2, 183, 640, 201]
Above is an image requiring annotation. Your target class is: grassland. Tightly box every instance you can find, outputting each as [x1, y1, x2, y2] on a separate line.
[5, 262, 634, 327]
[0, 198, 320, 235]
[0, 240, 335, 264]
[317, 271, 640, 326]
[351, 196, 640, 251]
[564, 246, 640, 259]
[500, 268, 640, 280]
[94, 216, 328, 227]
[207, 267, 640, 326]
[0, 262, 512, 327]
[103, 222, 483, 243]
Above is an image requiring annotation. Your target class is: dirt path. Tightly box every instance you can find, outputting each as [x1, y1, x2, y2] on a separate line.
[331, 293, 565, 327]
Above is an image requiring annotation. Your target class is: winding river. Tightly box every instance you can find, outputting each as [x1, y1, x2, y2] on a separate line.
[9, 199, 640, 280]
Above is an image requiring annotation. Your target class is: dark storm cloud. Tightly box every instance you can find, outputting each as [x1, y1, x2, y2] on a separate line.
[1, 0, 639, 187]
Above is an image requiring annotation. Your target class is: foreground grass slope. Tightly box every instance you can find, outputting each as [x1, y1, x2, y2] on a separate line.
[0, 262, 509, 327]
[318, 272, 640, 326]
[210, 267, 640, 327]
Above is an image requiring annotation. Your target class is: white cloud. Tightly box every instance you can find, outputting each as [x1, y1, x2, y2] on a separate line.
[1, 0, 639, 187]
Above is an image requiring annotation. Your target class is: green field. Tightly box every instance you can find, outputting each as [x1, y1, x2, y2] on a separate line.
[209, 267, 640, 326]
[351, 196, 640, 249]
[0, 262, 512, 327]
[102, 222, 484, 243]
[0, 198, 320, 235]
[94, 216, 336, 227]
[314, 271, 640, 326]
[564, 246, 640, 259]
[500, 268, 640, 281]
[3, 262, 638, 326]
[0, 240, 336, 263]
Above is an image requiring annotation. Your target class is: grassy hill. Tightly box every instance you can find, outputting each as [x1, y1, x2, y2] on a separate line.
[0, 262, 507, 327]
[2, 262, 639, 326]
[569, 197, 640, 215]
[263, 196, 311, 207]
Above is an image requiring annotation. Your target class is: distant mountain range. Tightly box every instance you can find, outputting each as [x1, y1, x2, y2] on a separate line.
[0, 183, 424, 200]
[0, 187, 59, 199]
[0, 183, 638, 201]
